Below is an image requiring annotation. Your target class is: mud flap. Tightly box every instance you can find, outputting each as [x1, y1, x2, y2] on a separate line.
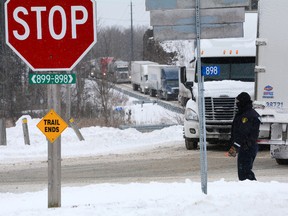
[270, 123, 288, 159]
[271, 123, 282, 140]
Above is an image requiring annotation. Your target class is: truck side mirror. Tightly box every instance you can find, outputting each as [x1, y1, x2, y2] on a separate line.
[180, 66, 187, 84]
[185, 81, 195, 101]
[184, 81, 194, 89]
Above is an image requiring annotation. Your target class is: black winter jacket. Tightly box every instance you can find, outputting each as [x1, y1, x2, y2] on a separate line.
[230, 104, 261, 149]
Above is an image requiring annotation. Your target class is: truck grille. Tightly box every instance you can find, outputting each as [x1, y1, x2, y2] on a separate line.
[119, 73, 128, 79]
[172, 88, 179, 94]
[205, 97, 237, 121]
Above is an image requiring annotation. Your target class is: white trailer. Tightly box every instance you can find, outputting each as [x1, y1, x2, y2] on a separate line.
[147, 65, 179, 100]
[254, 0, 288, 165]
[130, 61, 158, 93]
[183, 12, 257, 149]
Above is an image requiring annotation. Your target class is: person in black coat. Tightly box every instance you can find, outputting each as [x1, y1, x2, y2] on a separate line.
[227, 92, 261, 181]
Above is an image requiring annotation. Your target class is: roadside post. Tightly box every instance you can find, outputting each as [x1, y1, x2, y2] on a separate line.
[22, 118, 30, 145]
[5, 0, 97, 208]
[146, 0, 248, 194]
[0, 118, 6, 146]
[69, 118, 85, 141]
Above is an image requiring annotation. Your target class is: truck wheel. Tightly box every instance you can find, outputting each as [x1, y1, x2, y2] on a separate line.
[132, 84, 137, 91]
[183, 98, 188, 107]
[185, 138, 198, 150]
[165, 93, 169, 101]
[150, 90, 156, 97]
[276, 159, 288, 165]
[180, 98, 185, 107]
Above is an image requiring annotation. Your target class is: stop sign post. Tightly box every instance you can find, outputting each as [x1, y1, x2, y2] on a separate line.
[5, 0, 97, 209]
[5, 0, 97, 71]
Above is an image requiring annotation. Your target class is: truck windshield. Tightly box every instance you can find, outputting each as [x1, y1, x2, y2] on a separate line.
[196, 57, 255, 82]
[166, 80, 178, 87]
[117, 67, 128, 72]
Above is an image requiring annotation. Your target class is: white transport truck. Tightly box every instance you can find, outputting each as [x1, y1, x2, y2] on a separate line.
[147, 65, 179, 100]
[182, 12, 257, 149]
[254, 0, 288, 165]
[130, 61, 158, 93]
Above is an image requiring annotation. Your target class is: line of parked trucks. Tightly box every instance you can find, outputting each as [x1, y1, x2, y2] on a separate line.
[130, 61, 179, 100]
[86, 58, 181, 101]
[88, 1, 288, 165]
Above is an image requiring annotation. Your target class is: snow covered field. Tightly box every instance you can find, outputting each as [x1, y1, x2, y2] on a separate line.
[1, 102, 288, 215]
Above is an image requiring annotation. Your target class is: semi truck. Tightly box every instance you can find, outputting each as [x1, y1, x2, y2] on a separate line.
[254, 0, 288, 165]
[89, 57, 114, 78]
[182, 12, 257, 150]
[109, 60, 130, 83]
[146, 65, 179, 100]
[99, 57, 114, 77]
[130, 61, 158, 93]
[89, 57, 130, 83]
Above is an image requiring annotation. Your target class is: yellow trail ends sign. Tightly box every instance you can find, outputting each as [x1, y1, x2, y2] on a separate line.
[37, 109, 68, 143]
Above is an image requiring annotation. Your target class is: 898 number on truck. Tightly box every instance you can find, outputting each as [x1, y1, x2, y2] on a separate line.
[201, 66, 220, 76]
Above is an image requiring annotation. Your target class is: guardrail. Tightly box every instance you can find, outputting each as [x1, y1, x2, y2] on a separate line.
[119, 124, 178, 132]
[114, 86, 184, 114]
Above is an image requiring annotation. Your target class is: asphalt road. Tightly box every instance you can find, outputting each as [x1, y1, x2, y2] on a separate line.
[0, 142, 287, 193]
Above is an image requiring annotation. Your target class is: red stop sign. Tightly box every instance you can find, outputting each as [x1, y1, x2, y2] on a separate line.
[5, 0, 96, 71]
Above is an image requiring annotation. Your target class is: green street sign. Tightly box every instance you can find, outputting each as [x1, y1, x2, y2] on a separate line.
[29, 74, 76, 84]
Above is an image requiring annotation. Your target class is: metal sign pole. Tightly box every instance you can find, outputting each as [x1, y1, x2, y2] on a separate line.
[196, 0, 208, 195]
[47, 84, 61, 208]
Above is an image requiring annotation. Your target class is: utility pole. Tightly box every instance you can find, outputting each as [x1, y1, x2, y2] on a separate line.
[130, 1, 134, 62]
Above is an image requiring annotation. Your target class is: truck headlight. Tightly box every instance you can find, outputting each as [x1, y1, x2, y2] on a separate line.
[185, 108, 198, 121]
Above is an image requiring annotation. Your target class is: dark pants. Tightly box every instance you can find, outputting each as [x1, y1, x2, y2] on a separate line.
[237, 144, 258, 181]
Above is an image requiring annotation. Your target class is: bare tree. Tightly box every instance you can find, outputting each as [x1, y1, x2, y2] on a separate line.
[84, 74, 128, 126]
[1, 1, 25, 120]
[70, 61, 88, 118]
[91, 25, 147, 61]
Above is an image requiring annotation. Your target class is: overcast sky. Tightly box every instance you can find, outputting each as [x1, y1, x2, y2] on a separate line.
[96, 0, 150, 28]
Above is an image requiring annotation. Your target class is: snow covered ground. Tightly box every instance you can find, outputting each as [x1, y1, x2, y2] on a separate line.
[2, 180, 288, 216]
[1, 102, 288, 215]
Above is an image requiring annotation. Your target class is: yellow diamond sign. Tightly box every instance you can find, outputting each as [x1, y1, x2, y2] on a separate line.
[37, 109, 68, 143]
